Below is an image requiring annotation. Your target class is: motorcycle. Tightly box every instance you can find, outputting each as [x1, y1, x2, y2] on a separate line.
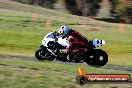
[35, 32, 108, 66]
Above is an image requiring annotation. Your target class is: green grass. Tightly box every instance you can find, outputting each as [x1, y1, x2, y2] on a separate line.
[0, 14, 66, 55]
[0, 14, 132, 67]
[0, 59, 132, 88]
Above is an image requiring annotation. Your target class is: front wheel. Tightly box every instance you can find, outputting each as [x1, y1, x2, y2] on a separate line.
[86, 49, 108, 66]
[35, 48, 55, 61]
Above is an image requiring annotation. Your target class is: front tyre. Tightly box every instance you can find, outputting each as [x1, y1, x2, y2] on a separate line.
[35, 48, 47, 61]
[35, 48, 55, 61]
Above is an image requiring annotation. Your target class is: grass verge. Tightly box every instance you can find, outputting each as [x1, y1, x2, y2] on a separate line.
[0, 59, 132, 88]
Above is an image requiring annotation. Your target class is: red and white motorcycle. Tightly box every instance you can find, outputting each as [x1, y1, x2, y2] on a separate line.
[35, 32, 108, 66]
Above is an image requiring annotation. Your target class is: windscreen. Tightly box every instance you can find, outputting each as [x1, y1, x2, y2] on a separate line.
[46, 33, 55, 38]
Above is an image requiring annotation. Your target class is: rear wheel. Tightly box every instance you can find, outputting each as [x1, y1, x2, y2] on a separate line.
[86, 49, 108, 66]
[35, 48, 55, 61]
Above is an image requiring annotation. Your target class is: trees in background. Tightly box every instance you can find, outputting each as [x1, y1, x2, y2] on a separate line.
[65, 0, 82, 15]
[75, 0, 89, 16]
[116, 0, 132, 16]
[39, 0, 56, 8]
[14, 0, 33, 4]
[12, 0, 132, 23]
[15, 0, 56, 8]
[12, 0, 132, 16]
[110, 0, 119, 17]
[112, 0, 132, 23]
[67, 0, 132, 23]
[97, 0, 112, 18]
[66, 0, 100, 16]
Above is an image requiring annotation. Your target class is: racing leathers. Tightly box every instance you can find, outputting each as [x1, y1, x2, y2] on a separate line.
[63, 30, 88, 60]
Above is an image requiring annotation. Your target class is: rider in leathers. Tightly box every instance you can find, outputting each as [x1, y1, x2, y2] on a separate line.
[57, 25, 88, 60]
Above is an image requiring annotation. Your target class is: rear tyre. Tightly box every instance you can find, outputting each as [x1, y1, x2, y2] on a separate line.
[86, 49, 108, 66]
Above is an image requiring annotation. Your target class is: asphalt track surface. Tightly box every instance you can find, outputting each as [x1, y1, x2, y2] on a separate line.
[0, 55, 132, 72]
